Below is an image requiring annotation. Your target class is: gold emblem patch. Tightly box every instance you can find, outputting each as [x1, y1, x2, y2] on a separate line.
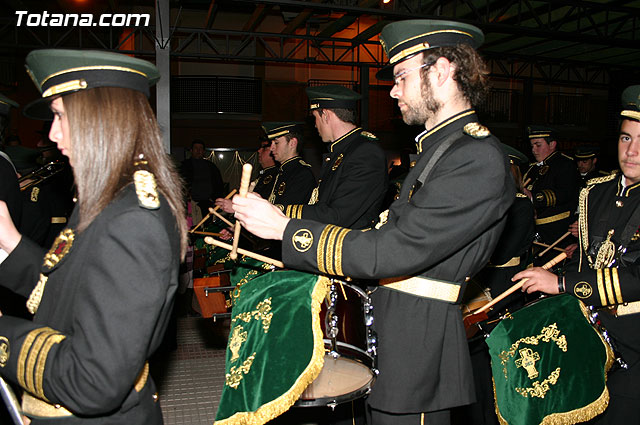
[43, 228, 75, 270]
[332, 154, 344, 171]
[574, 282, 593, 299]
[539, 165, 549, 175]
[292, 229, 313, 252]
[277, 182, 286, 196]
[263, 175, 273, 185]
[0, 337, 9, 367]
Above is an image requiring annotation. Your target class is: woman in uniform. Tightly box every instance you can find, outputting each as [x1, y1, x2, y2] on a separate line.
[0, 49, 186, 424]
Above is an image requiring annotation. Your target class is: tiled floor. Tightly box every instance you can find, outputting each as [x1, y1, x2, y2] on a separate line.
[152, 306, 230, 425]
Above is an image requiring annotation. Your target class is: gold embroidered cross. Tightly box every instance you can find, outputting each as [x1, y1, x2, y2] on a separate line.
[515, 347, 540, 379]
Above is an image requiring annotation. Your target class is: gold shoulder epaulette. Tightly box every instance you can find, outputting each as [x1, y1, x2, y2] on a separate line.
[298, 159, 312, 168]
[133, 170, 160, 210]
[463, 122, 490, 139]
[586, 172, 617, 187]
[361, 131, 378, 140]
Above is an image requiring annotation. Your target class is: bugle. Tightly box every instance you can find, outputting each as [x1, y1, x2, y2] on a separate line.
[19, 160, 66, 191]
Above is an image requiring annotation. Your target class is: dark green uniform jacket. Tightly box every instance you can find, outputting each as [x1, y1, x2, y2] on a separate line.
[523, 151, 580, 246]
[562, 173, 640, 423]
[268, 156, 315, 207]
[281, 110, 514, 413]
[252, 165, 278, 200]
[282, 127, 388, 229]
[0, 184, 180, 424]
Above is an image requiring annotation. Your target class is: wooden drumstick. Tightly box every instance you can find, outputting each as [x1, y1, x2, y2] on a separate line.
[230, 164, 252, 260]
[473, 252, 567, 315]
[204, 237, 284, 268]
[523, 177, 531, 187]
[532, 241, 566, 253]
[189, 189, 237, 233]
[537, 231, 571, 258]
[191, 231, 223, 238]
[209, 207, 234, 228]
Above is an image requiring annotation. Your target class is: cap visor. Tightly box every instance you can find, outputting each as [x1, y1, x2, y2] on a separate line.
[23, 97, 53, 120]
[376, 64, 395, 81]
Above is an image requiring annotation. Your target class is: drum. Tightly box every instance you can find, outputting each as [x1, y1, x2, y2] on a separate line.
[486, 294, 614, 425]
[297, 280, 376, 407]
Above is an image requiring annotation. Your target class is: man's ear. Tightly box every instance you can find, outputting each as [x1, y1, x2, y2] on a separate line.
[289, 137, 299, 151]
[433, 56, 453, 86]
[549, 140, 557, 151]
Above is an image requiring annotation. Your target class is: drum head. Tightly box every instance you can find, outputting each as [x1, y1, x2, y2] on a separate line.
[298, 354, 374, 405]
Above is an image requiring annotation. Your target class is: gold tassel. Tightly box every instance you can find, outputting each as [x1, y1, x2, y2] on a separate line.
[594, 230, 616, 269]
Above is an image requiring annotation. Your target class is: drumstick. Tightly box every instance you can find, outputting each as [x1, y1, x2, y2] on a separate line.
[204, 237, 284, 268]
[230, 164, 252, 260]
[532, 241, 566, 253]
[209, 208, 234, 228]
[189, 189, 237, 233]
[191, 231, 223, 237]
[537, 231, 571, 258]
[473, 252, 567, 315]
[523, 178, 531, 187]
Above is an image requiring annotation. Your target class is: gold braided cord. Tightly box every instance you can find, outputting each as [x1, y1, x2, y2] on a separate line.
[215, 275, 330, 425]
[578, 173, 618, 272]
[577, 186, 590, 273]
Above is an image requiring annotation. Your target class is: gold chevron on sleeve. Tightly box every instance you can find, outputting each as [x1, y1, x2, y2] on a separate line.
[325, 226, 342, 276]
[596, 269, 607, 306]
[285, 205, 304, 219]
[317, 225, 333, 274]
[18, 328, 49, 391]
[18, 328, 65, 395]
[334, 228, 351, 276]
[603, 268, 615, 305]
[35, 333, 66, 399]
[612, 268, 623, 304]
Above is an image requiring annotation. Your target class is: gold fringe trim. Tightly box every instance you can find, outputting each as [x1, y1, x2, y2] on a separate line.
[215, 275, 330, 425]
[493, 300, 614, 424]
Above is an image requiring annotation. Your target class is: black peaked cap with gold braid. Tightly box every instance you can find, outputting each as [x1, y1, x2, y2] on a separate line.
[305, 85, 361, 111]
[621, 85, 640, 122]
[527, 125, 557, 142]
[376, 19, 484, 80]
[24, 49, 160, 119]
[0, 93, 18, 117]
[262, 122, 304, 140]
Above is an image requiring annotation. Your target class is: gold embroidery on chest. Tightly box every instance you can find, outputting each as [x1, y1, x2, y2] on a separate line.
[43, 228, 75, 270]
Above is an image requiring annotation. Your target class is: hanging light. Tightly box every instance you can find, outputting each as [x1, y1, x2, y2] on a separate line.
[383, 0, 392, 3]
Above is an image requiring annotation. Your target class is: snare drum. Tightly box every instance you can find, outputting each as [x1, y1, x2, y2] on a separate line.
[297, 280, 377, 407]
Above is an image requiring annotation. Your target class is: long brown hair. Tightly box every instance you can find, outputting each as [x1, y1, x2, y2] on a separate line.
[424, 44, 490, 108]
[63, 87, 188, 258]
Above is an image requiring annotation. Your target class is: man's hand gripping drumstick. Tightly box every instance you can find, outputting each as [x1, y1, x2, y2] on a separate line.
[230, 164, 253, 260]
[512, 252, 569, 296]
